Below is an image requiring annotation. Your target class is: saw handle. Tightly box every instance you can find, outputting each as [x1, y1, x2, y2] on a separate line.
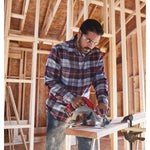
[82, 97, 94, 110]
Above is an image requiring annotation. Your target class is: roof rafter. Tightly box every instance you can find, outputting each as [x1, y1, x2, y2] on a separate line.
[40, 0, 61, 37]
[20, 0, 30, 32]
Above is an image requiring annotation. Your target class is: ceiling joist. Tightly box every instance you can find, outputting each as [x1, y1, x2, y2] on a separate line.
[40, 0, 61, 37]
[20, 0, 30, 32]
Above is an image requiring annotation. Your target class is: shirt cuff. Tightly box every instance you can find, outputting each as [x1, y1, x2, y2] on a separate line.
[63, 91, 76, 105]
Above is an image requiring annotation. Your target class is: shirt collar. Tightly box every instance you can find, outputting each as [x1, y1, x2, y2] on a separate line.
[68, 34, 98, 56]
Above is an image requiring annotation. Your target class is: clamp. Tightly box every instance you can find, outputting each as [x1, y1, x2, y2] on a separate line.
[121, 115, 145, 150]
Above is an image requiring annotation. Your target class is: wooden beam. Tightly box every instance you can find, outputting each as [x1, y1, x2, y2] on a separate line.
[103, 0, 108, 33]
[18, 51, 24, 118]
[4, 124, 31, 129]
[109, 0, 118, 150]
[120, 1, 129, 149]
[20, 0, 30, 32]
[84, 0, 89, 20]
[11, 13, 24, 19]
[7, 86, 28, 150]
[114, 0, 120, 7]
[82, 0, 140, 15]
[40, 0, 61, 36]
[139, 0, 146, 3]
[4, 0, 12, 79]
[5, 79, 32, 83]
[120, 0, 129, 116]
[8, 33, 35, 42]
[66, 0, 73, 40]
[36, 55, 40, 127]
[89, 5, 97, 18]
[122, 127, 146, 132]
[29, 0, 40, 149]
[40, 0, 53, 35]
[116, 2, 146, 35]
[135, 0, 146, 113]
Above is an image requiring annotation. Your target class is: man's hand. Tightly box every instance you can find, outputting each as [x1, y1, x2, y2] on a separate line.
[95, 103, 110, 117]
[72, 96, 85, 109]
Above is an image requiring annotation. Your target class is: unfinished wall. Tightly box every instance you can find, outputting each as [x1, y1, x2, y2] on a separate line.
[4, 0, 146, 149]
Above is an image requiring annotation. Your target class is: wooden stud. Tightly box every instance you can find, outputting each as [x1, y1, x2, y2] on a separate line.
[131, 34, 138, 113]
[6, 89, 15, 150]
[114, 0, 120, 7]
[82, 0, 145, 16]
[109, 0, 118, 150]
[135, 1, 146, 148]
[66, 0, 73, 40]
[84, 0, 89, 20]
[135, 0, 146, 113]
[18, 51, 24, 118]
[29, 0, 40, 149]
[39, 0, 53, 35]
[7, 86, 28, 150]
[11, 13, 24, 19]
[116, 2, 146, 35]
[120, 1, 129, 149]
[4, 0, 12, 79]
[120, 0, 129, 115]
[103, 0, 108, 33]
[20, 0, 30, 32]
[5, 79, 32, 83]
[89, 6, 97, 19]
[36, 54, 40, 128]
[40, 0, 61, 37]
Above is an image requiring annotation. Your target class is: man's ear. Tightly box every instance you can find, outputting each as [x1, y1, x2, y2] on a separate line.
[78, 30, 82, 37]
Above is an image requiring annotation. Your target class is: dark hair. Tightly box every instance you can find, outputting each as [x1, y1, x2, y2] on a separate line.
[80, 19, 104, 35]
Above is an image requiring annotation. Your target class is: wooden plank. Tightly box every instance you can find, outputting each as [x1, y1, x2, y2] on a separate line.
[5, 79, 32, 83]
[8, 33, 35, 42]
[66, 0, 73, 40]
[109, 0, 118, 149]
[85, 0, 145, 15]
[20, 0, 30, 32]
[22, 51, 27, 120]
[11, 13, 24, 19]
[6, 90, 15, 150]
[89, 5, 97, 19]
[7, 86, 28, 150]
[103, 0, 108, 33]
[116, 2, 146, 35]
[135, 0, 146, 113]
[120, 0, 128, 115]
[10, 45, 50, 54]
[18, 51, 24, 118]
[126, 37, 134, 114]
[84, 0, 89, 20]
[66, 112, 146, 139]
[36, 55, 40, 127]
[131, 34, 138, 113]
[40, 0, 61, 36]
[4, 0, 12, 79]
[120, 1, 129, 148]
[29, 0, 40, 149]
[114, 0, 120, 7]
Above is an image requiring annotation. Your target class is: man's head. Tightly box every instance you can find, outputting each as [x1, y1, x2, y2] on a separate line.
[77, 19, 104, 54]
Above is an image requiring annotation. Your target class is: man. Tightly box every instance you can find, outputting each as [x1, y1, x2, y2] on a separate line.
[45, 19, 109, 150]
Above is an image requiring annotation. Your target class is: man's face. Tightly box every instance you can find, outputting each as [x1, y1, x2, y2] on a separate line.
[77, 31, 101, 54]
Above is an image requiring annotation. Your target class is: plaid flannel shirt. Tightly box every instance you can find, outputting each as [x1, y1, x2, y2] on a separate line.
[44, 34, 108, 121]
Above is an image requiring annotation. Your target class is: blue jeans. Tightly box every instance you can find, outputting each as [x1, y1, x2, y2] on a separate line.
[46, 110, 93, 150]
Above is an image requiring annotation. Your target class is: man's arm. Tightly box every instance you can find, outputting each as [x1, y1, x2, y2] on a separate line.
[44, 46, 76, 105]
[93, 53, 109, 115]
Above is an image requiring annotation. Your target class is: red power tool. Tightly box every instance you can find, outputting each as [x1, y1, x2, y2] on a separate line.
[64, 97, 94, 117]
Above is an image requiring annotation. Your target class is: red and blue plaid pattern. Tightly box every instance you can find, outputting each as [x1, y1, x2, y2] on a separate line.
[44, 35, 108, 121]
